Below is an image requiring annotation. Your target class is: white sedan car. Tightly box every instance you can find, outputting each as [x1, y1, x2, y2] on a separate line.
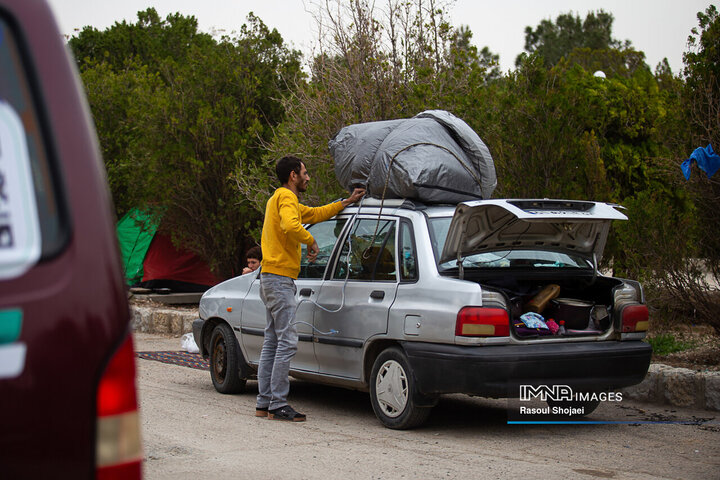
[194, 198, 651, 429]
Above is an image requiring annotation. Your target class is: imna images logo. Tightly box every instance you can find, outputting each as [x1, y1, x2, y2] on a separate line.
[519, 385, 623, 403]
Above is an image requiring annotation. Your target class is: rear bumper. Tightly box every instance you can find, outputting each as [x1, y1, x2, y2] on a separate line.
[402, 340, 652, 398]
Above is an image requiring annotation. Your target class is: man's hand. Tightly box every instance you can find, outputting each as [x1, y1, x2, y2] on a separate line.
[307, 240, 319, 263]
[341, 187, 366, 208]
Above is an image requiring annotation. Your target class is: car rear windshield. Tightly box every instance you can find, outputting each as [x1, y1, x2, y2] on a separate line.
[427, 217, 592, 271]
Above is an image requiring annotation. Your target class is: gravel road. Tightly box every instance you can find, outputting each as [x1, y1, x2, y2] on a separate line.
[135, 333, 720, 480]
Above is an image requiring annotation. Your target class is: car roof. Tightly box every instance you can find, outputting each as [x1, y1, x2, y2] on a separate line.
[341, 197, 456, 217]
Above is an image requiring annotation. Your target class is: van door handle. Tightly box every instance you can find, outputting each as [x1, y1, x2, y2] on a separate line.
[299, 288, 313, 297]
[370, 290, 385, 300]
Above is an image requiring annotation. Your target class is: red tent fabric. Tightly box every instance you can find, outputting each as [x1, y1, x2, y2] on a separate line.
[141, 233, 219, 288]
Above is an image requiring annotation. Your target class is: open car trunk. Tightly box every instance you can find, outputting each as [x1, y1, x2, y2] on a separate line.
[476, 273, 624, 339]
[438, 199, 629, 340]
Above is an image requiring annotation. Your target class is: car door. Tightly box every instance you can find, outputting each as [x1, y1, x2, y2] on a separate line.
[313, 217, 399, 379]
[292, 218, 348, 372]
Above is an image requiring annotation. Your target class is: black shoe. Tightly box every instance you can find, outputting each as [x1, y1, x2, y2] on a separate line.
[268, 405, 306, 422]
[255, 407, 268, 417]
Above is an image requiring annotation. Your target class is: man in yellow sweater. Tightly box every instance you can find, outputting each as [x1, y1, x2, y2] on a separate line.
[257, 156, 365, 422]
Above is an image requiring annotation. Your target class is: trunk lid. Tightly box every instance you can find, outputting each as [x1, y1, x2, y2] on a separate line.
[439, 199, 627, 267]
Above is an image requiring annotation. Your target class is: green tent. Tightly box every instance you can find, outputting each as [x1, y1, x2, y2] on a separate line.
[116, 209, 159, 285]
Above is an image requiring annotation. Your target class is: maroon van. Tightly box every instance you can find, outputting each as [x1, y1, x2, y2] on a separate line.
[0, 0, 141, 478]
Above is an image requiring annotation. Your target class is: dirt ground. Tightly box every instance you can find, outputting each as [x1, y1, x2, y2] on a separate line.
[134, 333, 720, 480]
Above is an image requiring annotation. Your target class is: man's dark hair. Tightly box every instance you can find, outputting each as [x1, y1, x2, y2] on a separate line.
[246, 245, 262, 261]
[276, 156, 303, 184]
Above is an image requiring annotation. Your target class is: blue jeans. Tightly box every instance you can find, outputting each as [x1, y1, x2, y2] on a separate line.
[256, 273, 298, 411]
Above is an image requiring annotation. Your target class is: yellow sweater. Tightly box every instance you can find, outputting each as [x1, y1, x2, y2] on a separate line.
[260, 187, 344, 279]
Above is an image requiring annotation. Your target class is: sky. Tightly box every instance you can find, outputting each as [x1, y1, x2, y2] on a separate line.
[46, 0, 713, 75]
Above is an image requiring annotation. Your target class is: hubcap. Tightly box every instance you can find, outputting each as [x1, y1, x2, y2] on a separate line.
[375, 359, 408, 418]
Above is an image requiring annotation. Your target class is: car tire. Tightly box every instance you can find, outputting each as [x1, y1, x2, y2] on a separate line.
[546, 396, 600, 416]
[209, 323, 247, 394]
[369, 347, 431, 429]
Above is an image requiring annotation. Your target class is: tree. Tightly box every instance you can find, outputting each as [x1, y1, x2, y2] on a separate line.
[664, 4, 720, 332]
[684, 4, 720, 147]
[450, 26, 501, 82]
[600, 6, 720, 333]
[234, 0, 500, 214]
[482, 53, 671, 201]
[518, 10, 631, 68]
[71, 10, 302, 279]
[70, 9, 211, 73]
[78, 60, 161, 217]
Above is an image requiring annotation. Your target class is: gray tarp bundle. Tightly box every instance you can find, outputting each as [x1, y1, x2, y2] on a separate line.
[329, 110, 497, 204]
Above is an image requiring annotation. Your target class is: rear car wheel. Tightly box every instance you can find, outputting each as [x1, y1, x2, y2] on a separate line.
[370, 347, 431, 429]
[210, 323, 246, 394]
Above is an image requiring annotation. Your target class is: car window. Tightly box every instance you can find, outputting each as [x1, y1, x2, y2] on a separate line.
[0, 17, 68, 279]
[439, 249, 591, 269]
[298, 218, 347, 279]
[428, 217, 591, 270]
[332, 218, 397, 281]
[399, 221, 417, 281]
[427, 216, 451, 261]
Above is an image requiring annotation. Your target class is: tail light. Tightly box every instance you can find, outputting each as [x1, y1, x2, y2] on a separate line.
[621, 304, 649, 333]
[96, 333, 142, 479]
[456, 307, 510, 337]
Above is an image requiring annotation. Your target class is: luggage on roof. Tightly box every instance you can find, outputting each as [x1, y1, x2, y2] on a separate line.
[329, 110, 497, 204]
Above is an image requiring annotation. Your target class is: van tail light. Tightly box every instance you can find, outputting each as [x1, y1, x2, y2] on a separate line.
[456, 307, 510, 337]
[621, 304, 649, 333]
[96, 333, 143, 480]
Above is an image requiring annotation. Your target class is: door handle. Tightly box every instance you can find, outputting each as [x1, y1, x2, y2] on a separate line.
[370, 290, 385, 300]
[299, 288, 313, 297]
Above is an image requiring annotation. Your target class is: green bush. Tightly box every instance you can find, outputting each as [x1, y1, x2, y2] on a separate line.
[646, 333, 695, 356]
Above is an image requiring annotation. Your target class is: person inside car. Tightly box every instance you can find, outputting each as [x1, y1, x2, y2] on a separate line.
[242, 246, 262, 274]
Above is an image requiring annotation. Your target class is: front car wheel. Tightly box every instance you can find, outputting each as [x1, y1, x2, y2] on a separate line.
[209, 323, 247, 394]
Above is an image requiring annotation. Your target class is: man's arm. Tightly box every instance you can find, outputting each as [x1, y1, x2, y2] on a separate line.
[300, 188, 365, 262]
[300, 188, 366, 224]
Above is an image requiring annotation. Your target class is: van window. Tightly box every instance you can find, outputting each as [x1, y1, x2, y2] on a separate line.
[0, 17, 68, 279]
